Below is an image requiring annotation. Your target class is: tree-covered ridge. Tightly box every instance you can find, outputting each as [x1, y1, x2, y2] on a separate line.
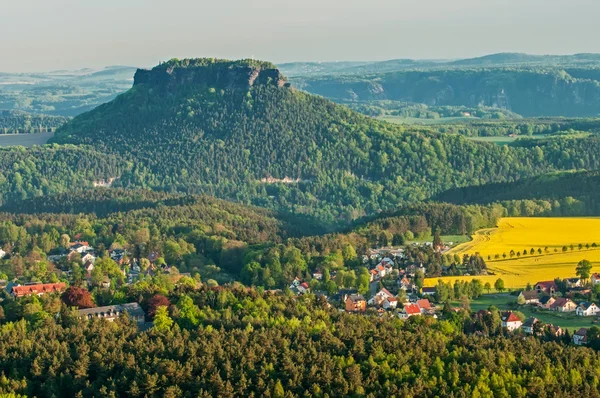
[0, 110, 68, 134]
[48, 60, 600, 222]
[0, 145, 123, 205]
[155, 58, 279, 71]
[436, 171, 600, 211]
[292, 67, 600, 117]
[2, 288, 600, 397]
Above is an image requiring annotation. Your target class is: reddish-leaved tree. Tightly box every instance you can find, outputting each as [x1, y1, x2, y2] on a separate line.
[147, 294, 170, 319]
[61, 286, 95, 309]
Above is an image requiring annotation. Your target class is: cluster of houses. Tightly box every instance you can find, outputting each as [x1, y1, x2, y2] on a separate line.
[343, 286, 435, 320]
[518, 280, 600, 317]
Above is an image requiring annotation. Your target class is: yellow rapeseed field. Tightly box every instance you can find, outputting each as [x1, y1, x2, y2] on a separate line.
[424, 217, 600, 289]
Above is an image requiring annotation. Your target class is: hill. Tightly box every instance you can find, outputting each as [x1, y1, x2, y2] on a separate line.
[46, 58, 600, 222]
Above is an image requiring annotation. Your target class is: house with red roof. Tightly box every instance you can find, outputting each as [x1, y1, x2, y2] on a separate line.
[11, 282, 66, 298]
[501, 311, 522, 331]
[416, 299, 432, 313]
[592, 273, 600, 285]
[383, 296, 398, 309]
[549, 297, 577, 313]
[399, 303, 421, 319]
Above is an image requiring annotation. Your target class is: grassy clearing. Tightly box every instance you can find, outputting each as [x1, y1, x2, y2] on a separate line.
[0, 132, 54, 147]
[425, 217, 600, 289]
[465, 294, 596, 332]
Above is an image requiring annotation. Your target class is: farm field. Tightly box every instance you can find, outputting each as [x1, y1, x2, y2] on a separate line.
[424, 217, 600, 289]
[378, 116, 477, 125]
[0, 132, 54, 147]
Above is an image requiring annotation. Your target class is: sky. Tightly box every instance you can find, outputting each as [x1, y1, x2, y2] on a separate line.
[1, 0, 599, 72]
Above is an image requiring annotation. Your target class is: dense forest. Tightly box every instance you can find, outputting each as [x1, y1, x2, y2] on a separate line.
[2, 287, 600, 397]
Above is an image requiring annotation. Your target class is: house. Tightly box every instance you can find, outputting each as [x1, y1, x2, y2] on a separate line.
[81, 252, 96, 265]
[566, 278, 582, 289]
[0, 249, 6, 259]
[383, 296, 398, 309]
[574, 328, 588, 346]
[345, 294, 366, 313]
[417, 298, 432, 313]
[546, 324, 564, 337]
[538, 296, 556, 309]
[368, 288, 394, 306]
[77, 303, 145, 325]
[534, 281, 558, 295]
[83, 261, 94, 276]
[421, 287, 436, 296]
[549, 298, 577, 313]
[592, 273, 600, 285]
[70, 242, 92, 254]
[290, 281, 310, 295]
[501, 312, 522, 331]
[399, 303, 421, 319]
[398, 277, 413, 291]
[576, 302, 600, 317]
[312, 270, 323, 280]
[11, 282, 67, 298]
[375, 264, 387, 279]
[518, 290, 539, 305]
[369, 269, 379, 282]
[521, 317, 539, 335]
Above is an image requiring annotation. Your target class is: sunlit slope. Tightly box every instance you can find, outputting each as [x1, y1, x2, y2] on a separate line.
[425, 218, 600, 288]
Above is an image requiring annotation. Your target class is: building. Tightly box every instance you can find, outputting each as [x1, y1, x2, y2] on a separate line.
[11, 282, 67, 298]
[534, 281, 558, 295]
[538, 296, 556, 309]
[518, 290, 539, 305]
[566, 278, 582, 289]
[383, 296, 398, 309]
[576, 302, 600, 317]
[592, 273, 600, 285]
[574, 328, 588, 346]
[312, 270, 323, 280]
[368, 288, 394, 307]
[421, 287, 436, 296]
[399, 303, 421, 319]
[549, 298, 577, 313]
[345, 294, 367, 313]
[77, 303, 145, 325]
[521, 317, 539, 335]
[416, 298, 432, 313]
[501, 312, 522, 331]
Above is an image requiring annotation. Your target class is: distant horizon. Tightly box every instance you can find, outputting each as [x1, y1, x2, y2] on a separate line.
[4, 51, 600, 74]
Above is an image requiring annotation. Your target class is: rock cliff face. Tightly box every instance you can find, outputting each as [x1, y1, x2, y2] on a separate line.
[134, 59, 288, 92]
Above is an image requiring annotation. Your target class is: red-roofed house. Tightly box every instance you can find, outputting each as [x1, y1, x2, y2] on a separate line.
[501, 311, 522, 331]
[592, 274, 600, 285]
[11, 282, 67, 298]
[399, 304, 421, 319]
[550, 297, 577, 313]
[534, 281, 558, 295]
[417, 299, 432, 312]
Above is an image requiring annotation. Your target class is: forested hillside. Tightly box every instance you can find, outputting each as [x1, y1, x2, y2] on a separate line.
[45, 58, 600, 223]
[292, 68, 600, 117]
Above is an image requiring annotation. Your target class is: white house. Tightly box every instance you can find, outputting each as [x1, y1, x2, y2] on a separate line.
[576, 302, 600, 317]
[368, 288, 394, 306]
[574, 328, 588, 346]
[592, 273, 600, 285]
[521, 317, 539, 335]
[501, 312, 522, 331]
[383, 297, 398, 309]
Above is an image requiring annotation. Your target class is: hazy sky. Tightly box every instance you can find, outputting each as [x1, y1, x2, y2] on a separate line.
[1, 0, 598, 72]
